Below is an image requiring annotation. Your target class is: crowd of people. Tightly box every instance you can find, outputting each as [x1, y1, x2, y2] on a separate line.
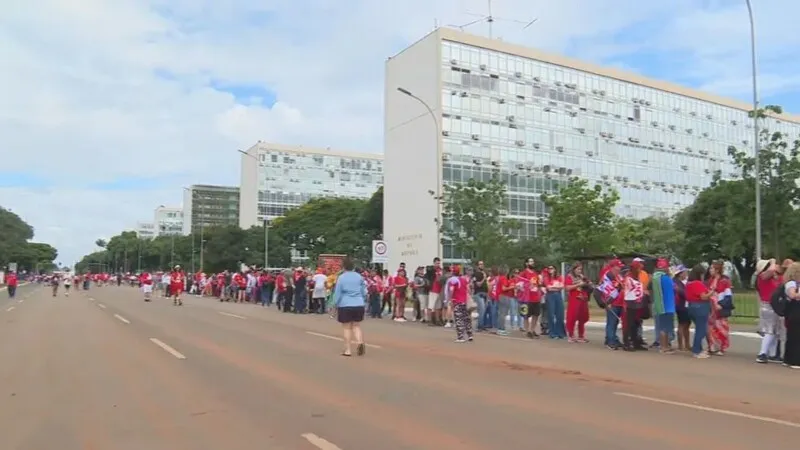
[15, 253, 796, 368]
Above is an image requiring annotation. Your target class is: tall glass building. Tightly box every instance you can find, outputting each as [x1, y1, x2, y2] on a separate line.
[182, 184, 240, 235]
[384, 27, 800, 268]
[238, 142, 383, 229]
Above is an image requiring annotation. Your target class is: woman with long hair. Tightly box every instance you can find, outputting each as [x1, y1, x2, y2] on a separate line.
[544, 265, 567, 339]
[565, 263, 590, 342]
[686, 264, 714, 359]
[672, 266, 691, 351]
[706, 261, 732, 355]
[780, 262, 800, 368]
[333, 258, 367, 357]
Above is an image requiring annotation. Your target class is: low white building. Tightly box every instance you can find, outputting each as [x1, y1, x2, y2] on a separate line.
[154, 206, 183, 236]
[135, 221, 156, 240]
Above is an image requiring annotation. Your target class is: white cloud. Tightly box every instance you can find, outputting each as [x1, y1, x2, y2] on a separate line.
[1, 0, 798, 265]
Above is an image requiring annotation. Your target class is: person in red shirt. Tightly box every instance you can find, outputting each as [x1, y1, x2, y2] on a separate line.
[447, 265, 473, 342]
[706, 261, 731, 355]
[492, 267, 512, 335]
[519, 258, 542, 338]
[276, 271, 290, 312]
[685, 264, 714, 358]
[428, 257, 444, 325]
[565, 264, 591, 342]
[392, 269, 409, 322]
[170, 265, 185, 306]
[5, 270, 18, 298]
[139, 271, 154, 302]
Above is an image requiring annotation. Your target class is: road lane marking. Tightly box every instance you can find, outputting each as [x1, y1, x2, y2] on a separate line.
[301, 433, 342, 450]
[98, 303, 107, 309]
[17, 299, 23, 303]
[114, 314, 130, 324]
[149, 338, 186, 360]
[6, 306, 14, 312]
[613, 392, 800, 429]
[305, 331, 382, 349]
[88, 297, 95, 301]
[218, 312, 246, 319]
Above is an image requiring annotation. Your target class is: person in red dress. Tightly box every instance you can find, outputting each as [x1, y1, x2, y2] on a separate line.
[170, 265, 185, 306]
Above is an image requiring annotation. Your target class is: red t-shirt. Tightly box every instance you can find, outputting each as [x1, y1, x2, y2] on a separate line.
[565, 275, 587, 303]
[490, 275, 506, 301]
[449, 276, 469, 304]
[756, 276, 781, 303]
[393, 275, 408, 292]
[430, 267, 443, 294]
[140, 273, 153, 285]
[685, 280, 709, 303]
[522, 269, 542, 303]
[5, 274, 17, 287]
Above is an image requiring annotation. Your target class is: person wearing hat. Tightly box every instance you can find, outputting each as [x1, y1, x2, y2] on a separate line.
[671, 265, 691, 351]
[754, 258, 787, 363]
[622, 259, 648, 351]
[598, 258, 625, 349]
[169, 265, 185, 306]
[649, 258, 676, 353]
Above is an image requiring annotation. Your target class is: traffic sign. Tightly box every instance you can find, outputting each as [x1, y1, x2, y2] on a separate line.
[371, 240, 388, 264]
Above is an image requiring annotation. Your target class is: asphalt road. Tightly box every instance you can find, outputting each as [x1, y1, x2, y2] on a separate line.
[1, 286, 798, 450]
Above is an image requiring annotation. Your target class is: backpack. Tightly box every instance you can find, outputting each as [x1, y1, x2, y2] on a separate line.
[770, 282, 789, 317]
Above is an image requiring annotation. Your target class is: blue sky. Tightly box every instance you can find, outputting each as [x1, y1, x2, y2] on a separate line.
[2, 0, 799, 265]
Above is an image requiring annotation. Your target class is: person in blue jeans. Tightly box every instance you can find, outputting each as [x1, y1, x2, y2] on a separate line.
[685, 264, 713, 358]
[471, 262, 491, 330]
[649, 258, 676, 352]
[543, 265, 566, 339]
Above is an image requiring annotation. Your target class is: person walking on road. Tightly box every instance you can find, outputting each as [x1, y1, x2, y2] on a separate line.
[63, 274, 72, 297]
[5, 270, 18, 299]
[333, 258, 367, 357]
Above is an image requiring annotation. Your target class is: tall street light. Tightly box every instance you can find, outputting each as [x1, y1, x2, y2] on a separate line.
[396, 87, 443, 257]
[238, 149, 270, 269]
[746, 0, 762, 260]
[183, 187, 197, 274]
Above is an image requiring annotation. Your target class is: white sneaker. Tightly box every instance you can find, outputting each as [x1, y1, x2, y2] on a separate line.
[444, 322, 452, 328]
[455, 338, 467, 343]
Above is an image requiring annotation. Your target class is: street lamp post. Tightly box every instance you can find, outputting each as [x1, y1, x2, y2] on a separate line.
[746, 0, 762, 260]
[238, 149, 270, 269]
[183, 187, 196, 273]
[397, 87, 443, 257]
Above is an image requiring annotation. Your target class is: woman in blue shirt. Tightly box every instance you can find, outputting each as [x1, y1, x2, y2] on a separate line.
[333, 258, 368, 356]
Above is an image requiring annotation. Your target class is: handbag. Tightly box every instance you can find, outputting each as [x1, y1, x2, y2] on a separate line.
[467, 294, 477, 311]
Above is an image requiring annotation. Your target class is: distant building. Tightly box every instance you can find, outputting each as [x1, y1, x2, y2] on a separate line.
[182, 184, 240, 235]
[238, 141, 383, 229]
[383, 27, 800, 268]
[154, 206, 183, 236]
[135, 221, 156, 240]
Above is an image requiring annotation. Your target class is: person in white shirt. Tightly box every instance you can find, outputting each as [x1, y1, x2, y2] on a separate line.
[312, 270, 329, 314]
[161, 273, 171, 297]
[63, 274, 72, 297]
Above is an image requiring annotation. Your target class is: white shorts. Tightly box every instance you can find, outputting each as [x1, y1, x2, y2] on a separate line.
[142, 284, 153, 294]
[427, 292, 442, 310]
[417, 294, 429, 309]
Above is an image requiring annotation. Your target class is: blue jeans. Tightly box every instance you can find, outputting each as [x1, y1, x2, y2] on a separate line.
[261, 287, 273, 306]
[545, 292, 566, 338]
[497, 296, 513, 331]
[605, 305, 623, 346]
[473, 293, 488, 329]
[688, 302, 710, 354]
[294, 290, 307, 313]
[509, 298, 522, 329]
[653, 313, 675, 344]
[485, 300, 498, 330]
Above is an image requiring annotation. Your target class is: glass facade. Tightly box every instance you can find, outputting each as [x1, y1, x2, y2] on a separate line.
[189, 185, 240, 230]
[255, 148, 384, 223]
[439, 39, 800, 258]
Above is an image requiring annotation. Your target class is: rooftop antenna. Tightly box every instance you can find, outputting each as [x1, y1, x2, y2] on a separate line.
[450, 0, 537, 39]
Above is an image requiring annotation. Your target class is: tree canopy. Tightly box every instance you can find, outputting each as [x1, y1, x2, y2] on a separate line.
[437, 177, 520, 265]
[76, 188, 384, 273]
[541, 179, 619, 257]
[0, 206, 59, 272]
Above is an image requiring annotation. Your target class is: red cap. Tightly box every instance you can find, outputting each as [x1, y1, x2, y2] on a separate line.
[608, 259, 623, 268]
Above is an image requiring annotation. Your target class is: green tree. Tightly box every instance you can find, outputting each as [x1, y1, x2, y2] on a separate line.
[272, 197, 373, 264]
[0, 207, 58, 272]
[726, 104, 800, 260]
[613, 217, 685, 257]
[359, 186, 383, 239]
[541, 179, 619, 257]
[437, 177, 520, 265]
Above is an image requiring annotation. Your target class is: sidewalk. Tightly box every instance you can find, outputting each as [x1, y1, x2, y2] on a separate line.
[400, 307, 763, 340]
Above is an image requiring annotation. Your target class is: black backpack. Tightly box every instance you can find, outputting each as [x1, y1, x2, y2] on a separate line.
[770, 282, 788, 317]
